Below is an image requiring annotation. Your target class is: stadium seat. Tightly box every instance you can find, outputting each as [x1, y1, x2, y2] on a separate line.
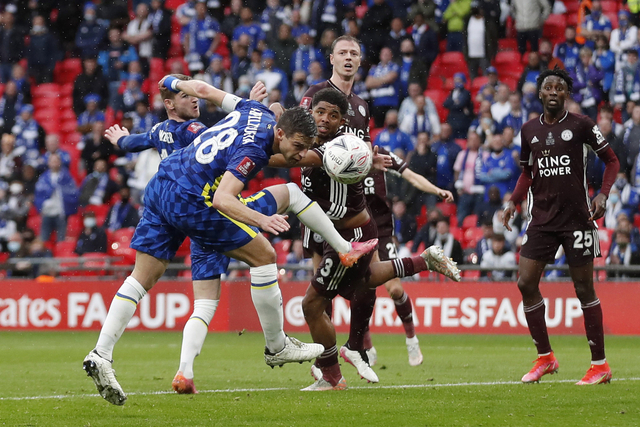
[33, 97, 58, 110]
[565, 0, 579, 14]
[60, 120, 78, 135]
[32, 83, 60, 98]
[450, 226, 464, 242]
[463, 227, 484, 249]
[494, 51, 521, 67]
[60, 83, 74, 97]
[497, 38, 518, 51]
[598, 228, 614, 256]
[436, 202, 456, 218]
[59, 96, 74, 109]
[472, 76, 490, 92]
[27, 214, 41, 235]
[634, 214, 640, 228]
[176, 237, 191, 257]
[273, 239, 291, 265]
[66, 214, 83, 238]
[34, 108, 60, 123]
[462, 269, 480, 279]
[462, 214, 478, 230]
[455, 138, 467, 150]
[370, 127, 383, 142]
[427, 75, 445, 91]
[593, 257, 607, 281]
[54, 239, 77, 257]
[600, 0, 619, 14]
[109, 227, 137, 266]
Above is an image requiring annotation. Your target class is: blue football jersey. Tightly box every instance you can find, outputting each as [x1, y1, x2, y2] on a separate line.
[118, 119, 208, 159]
[156, 100, 276, 203]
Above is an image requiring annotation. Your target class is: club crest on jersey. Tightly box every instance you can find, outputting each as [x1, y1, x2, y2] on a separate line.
[561, 130, 573, 141]
[187, 122, 205, 134]
[358, 105, 366, 116]
[545, 132, 555, 145]
[531, 136, 539, 144]
[236, 157, 256, 177]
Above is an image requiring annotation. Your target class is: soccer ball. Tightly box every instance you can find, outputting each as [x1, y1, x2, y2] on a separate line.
[322, 134, 373, 185]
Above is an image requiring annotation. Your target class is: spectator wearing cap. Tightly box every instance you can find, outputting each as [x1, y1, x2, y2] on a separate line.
[35, 153, 79, 242]
[41, 134, 71, 173]
[610, 10, 638, 72]
[443, 0, 472, 52]
[580, 0, 612, 50]
[466, 3, 487, 80]
[203, 54, 233, 93]
[77, 94, 106, 135]
[123, 3, 153, 75]
[98, 27, 139, 108]
[184, 1, 221, 73]
[73, 57, 109, 116]
[232, 7, 266, 52]
[11, 105, 45, 164]
[0, 9, 25, 84]
[443, 73, 473, 139]
[553, 26, 583, 71]
[255, 49, 289, 100]
[75, 211, 108, 255]
[75, 3, 108, 59]
[26, 15, 62, 84]
[117, 74, 146, 114]
[149, 0, 172, 59]
[366, 47, 401, 128]
[290, 29, 326, 76]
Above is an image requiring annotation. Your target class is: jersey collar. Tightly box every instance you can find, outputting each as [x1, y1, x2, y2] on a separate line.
[539, 110, 568, 125]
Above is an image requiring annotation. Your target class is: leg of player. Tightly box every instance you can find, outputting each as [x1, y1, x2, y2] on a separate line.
[386, 278, 423, 366]
[517, 257, 559, 383]
[569, 262, 612, 385]
[300, 284, 347, 391]
[340, 287, 379, 383]
[83, 251, 169, 405]
[225, 235, 324, 367]
[266, 183, 378, 267]
[172, 278, 221, 394]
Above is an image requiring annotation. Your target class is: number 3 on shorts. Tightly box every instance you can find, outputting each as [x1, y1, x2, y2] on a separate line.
[573, 230, 594, 249]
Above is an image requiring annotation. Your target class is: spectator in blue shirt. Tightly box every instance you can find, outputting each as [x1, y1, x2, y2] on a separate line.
[255, 49, 289, 100]
[571, 46, 604, 121]
[75, 3, 108, 59]
[581, 0, 612, 50]
[475, 133, 519, 200]
[593, 34, 616, 95]
[41, 134, 72, 173]
[374, 110, 414, 158]
[366, 47, 401, 127]
[77, 94, 106, 135]
[11, 105, 45, 165]
[232, 7, 266, 52]
[431, 123, 462, 193]
[443, 72, 473, 138]
[184, 1, 221, 72]
[290, 29, 326, 76]
[553, 26, 583, 70]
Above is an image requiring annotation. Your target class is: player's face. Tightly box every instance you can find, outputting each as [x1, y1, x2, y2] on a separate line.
[312, 101, 345, 141]
[330, 40, 361, 79]
[277, 130, 312, 164]
[169, 91, 200, 120]
[539, 76, 568, 113]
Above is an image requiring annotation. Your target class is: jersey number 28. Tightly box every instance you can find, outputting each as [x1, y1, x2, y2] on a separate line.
[194, 111, 240, 164]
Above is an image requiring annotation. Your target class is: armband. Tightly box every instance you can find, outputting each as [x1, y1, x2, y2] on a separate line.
[221, 94, 242, 112]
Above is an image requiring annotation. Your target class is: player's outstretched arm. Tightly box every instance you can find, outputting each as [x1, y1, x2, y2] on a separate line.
[104, 124, 129, 146]
[213, 171, 290, 235]
[104, 124, 154, 152]
[160, 75, 229, 108]
[401, 168, 454, 201]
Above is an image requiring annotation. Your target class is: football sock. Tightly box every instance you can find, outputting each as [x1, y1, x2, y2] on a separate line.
[285, 183, 350, 254]
[581, 299, 606, 361]
[316, 345, 342, 386]
[392, 256, 427, 278]
[363, 329, 373, 349]
[523, 300, 552, 355]
[95, 276, 147, 360]
[394, 292, 416, 338]
[178, 299, 219, 379]
[250, 264, 286, 353]
[347, 289, 376, 350]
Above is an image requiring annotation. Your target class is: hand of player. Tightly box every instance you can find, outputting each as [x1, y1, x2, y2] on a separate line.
[438, 189, 454, 202]
[502, 201, 516, 232]
[249, 81, 268, 102]
[104, 124, 130, 146]
[589, 193, 607, 221]
[259, 214, 290, 235]
[269, 102, 285, 121]
[371, 146, 392, 172]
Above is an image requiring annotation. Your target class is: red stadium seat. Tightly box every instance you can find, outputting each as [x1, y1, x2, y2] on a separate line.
[494, 51, 521, 67]
[634, 214, 640, 228]
[543, 14, 567, 41]
[54, 239, 77, 257]
[32, 83, 60, 98]
[66, 214, 83, 238]
[59, 96, 74, 109]
[436, 202, 456, 218]
[600, 0, 619, 14]
[273, 239, 291, 265]
[60, 83, 74, 97]
[27, 214, 41, 235]
[462, 214, 478, 230]
[497, 38, 518, 52]
[176, 237, 191, 257]
[427, 75, 445, 91]
[463, 227, 484, 248]
[370, 127, 383, 143]
[109, 227, 137, 265]
[450, 226, 464, 242]
[472, 76, 490, 92]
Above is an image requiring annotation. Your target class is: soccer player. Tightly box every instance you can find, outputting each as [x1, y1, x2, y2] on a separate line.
[272, 88, 460, 391]
[84, 76, 377, 405]
[503, 67, 619, 385]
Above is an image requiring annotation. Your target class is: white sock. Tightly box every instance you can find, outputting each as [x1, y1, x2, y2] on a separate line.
[178, 299, 219, 379]
[250, 264, 286, 353]
[592, 359, 606, 365]
[285, 183, 351, 254]
[406, 336, 419, 345]
[95, 276, 147, 360]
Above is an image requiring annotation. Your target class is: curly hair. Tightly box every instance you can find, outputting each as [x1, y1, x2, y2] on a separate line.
[311, 88, 349, 117]
[536, 66, 573, 95]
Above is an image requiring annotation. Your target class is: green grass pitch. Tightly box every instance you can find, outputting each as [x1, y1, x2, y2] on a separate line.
[1, 331, 639, 426]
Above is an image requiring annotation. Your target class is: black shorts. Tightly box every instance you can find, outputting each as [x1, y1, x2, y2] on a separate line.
[310, 219, 378, 300]
[301, 224, 324, 259]
[377, 235, 398, 261]
[519, 227, 601, 267]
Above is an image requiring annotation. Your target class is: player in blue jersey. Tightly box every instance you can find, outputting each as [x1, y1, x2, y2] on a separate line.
[84, 76, 378, 405]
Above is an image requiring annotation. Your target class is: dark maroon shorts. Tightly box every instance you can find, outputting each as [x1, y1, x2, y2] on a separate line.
[306, 219, 378, 300]
[377, 235, 397, 262]
[519, 227, 601, 267]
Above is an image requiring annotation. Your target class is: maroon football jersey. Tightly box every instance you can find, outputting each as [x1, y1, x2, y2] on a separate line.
[301, 142, 368, 220]
[520, 111, 609, 231]
[300, 80, 371, 143]
[364, 147, 408, 238]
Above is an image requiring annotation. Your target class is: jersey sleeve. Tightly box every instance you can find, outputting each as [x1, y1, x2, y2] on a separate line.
[226, 143, 269, 185]
[299, 86, 318, 110]
[583, 116, 610, 153]
[519, 125, 532, 166]
[376, 145, 407, 174]
[118, 133, 154, 152]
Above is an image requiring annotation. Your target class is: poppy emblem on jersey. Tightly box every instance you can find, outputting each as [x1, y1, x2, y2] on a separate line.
[358, 105, 366, 117]
[236, 157, 256, 177]
[521, 234, 528, 245]
[545, 132, 555, 145]
[187, 122, 205, 134]
[561, 130, 573, 141]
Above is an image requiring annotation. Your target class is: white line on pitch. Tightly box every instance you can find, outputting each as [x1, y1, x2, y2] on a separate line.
[3, 378, 639, 401]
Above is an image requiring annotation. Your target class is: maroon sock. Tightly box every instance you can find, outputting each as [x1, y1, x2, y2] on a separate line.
[523, 300, 552, 355]
[363, 329, 373, 349]
[347, 288, 376, 350]
[394, 292, 416, 338]
[582, 299, 606, 361]
[316, 346, 341, 386]
[392, 256, 427, 278]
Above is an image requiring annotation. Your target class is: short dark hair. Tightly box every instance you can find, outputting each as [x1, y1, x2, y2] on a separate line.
[331, 35, 362, 55]
[537, 66, 573, 94]
[276, 107, 318, 139]
[493, 233, 506, 242]
[311, 88, 349, 117]
[159, 74, 192, 101]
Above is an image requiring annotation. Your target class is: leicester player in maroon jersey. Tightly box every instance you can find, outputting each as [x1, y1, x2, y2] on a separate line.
[503, 67, 619, 385]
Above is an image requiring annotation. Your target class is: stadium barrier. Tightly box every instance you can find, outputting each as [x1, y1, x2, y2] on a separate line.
[1, 280, 638, 335]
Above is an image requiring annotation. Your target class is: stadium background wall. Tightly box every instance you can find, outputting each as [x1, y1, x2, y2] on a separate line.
[0, 281, 638, 335]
